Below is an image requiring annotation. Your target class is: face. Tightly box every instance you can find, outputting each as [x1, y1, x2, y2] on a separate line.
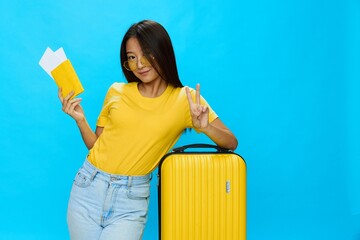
[125, 37, 162, 84]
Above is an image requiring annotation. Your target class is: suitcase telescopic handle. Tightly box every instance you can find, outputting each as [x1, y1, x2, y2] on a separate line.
[172, 143, 231, 153]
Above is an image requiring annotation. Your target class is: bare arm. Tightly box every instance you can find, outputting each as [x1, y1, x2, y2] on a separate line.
[75, 120, 103, 149]
[199, 118, 238, 151]
[59, 88, 102, 149]
[185, 84, 238, 151]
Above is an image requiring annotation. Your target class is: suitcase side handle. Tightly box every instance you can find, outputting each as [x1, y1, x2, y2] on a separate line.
[172, 143, 231, 153]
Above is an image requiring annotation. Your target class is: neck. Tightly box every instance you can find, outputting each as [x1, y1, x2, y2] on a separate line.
[138, 80, 168, 98]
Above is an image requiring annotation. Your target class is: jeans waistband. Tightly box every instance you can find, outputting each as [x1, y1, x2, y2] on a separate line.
[83, 159, 152, 186]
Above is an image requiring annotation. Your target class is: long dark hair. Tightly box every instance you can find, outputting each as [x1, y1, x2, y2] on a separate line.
[120, 20, 183, 88]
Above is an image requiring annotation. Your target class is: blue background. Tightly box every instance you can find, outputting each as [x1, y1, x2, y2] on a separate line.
[1, 0, 359, 239]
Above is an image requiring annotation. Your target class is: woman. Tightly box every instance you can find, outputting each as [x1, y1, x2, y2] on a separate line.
[60, 20, 237, 240]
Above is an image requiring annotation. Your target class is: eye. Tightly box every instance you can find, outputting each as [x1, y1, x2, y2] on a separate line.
[127, 55, 136, 61]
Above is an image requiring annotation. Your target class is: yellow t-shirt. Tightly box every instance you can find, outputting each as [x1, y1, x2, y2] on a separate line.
[87, 82, 218, 175]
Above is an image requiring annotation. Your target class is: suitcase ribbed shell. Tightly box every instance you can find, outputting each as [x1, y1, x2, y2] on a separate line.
[159, 151, 246, 240]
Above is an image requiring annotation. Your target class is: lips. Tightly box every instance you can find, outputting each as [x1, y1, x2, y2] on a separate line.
[138, 69, 150, 75]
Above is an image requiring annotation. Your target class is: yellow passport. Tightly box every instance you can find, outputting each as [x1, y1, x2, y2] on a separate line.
[39, 47, 84, 99]
[51, 59, 84, 99]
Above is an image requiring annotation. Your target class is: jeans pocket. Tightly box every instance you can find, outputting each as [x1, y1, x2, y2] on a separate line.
[73, 167, 93, 188]
[127, 183, 150, 200]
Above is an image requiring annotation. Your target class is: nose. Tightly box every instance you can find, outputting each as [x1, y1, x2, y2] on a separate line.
[136, 56, 145, 70]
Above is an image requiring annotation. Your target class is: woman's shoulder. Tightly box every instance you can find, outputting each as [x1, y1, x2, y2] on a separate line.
[107, 82, 137, 93]
[167, 85, 197, 99]
[109, 82, 125, 90]
[167, 85, 186, 97]
[178, 85, 195, 96]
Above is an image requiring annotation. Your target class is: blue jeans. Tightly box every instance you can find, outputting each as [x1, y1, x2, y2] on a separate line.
[67, 159, 151, 240]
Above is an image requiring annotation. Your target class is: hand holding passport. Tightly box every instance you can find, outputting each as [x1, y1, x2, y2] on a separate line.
[39, 47, 84, 99]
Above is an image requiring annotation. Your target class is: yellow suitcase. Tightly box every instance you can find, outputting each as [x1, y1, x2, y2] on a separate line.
[158, 144, 246, 240]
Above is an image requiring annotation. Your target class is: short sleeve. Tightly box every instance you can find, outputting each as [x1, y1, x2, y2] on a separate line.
[96, 82, 124, 127]
[201, 95, 218, 123]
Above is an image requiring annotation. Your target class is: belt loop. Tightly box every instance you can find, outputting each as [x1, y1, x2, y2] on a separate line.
[127, 176, 133, 187]
[90, 170, 97, 181]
